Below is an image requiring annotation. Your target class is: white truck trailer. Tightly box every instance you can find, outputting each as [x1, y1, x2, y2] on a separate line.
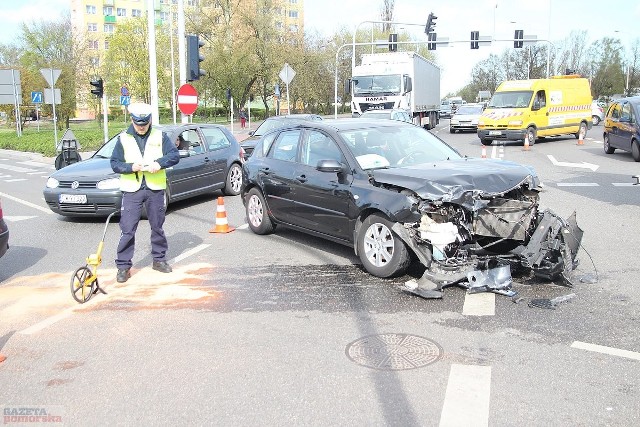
[348, 51, 441, 129]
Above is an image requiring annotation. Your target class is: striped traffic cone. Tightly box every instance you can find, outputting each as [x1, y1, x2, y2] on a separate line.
[481, 146, 487, 158]
[209, 197, 235, 233]
[523, 133, 530, 151]
[577, 127, 585, 145]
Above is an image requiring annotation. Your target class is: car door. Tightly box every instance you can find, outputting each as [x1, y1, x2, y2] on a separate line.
[288, 130, 353, 239]
[260, 129, 303, 224]
[606, 102, 623, 148]
[617, 102, 636, 151]
[199, 126, 231, 189]
[166, 128, 210, 199]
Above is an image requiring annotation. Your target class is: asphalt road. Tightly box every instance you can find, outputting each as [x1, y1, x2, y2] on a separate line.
[0, 120, 638, 426]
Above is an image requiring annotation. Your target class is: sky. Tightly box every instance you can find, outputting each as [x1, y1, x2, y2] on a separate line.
[2, 0, 639, 96]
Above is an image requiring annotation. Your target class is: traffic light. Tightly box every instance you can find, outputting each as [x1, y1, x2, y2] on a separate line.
[90, 78, 103, 98]
[427, 32, 437, 51]
[471, 31, 479, 49]
[425, 12, 437, 35]
[388, 33, 398, 52]
[225, 87, 231, 100]
[514, 30, 524, 48]
[186, 34, 206, 81]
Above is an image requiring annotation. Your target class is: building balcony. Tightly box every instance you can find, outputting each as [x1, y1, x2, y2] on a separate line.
[104, 15, 116, 23]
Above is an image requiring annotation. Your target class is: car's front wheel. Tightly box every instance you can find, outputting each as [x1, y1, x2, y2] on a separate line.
[357, 214, 410, 278]
[603, 134, 615, 154]
[223, 163, 243, 196]
[246, 188, 275, 235]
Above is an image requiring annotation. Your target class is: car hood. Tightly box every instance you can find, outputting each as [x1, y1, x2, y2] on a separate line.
[370, 158, 539, 210]
[51, 157, 116, 180]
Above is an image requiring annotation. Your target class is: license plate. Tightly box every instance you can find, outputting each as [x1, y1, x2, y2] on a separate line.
[489, 130, 502, 136]
[59, 194, 87, 204]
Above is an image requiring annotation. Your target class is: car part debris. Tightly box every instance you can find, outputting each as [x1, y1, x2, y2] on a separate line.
[528, 293, 576, 309]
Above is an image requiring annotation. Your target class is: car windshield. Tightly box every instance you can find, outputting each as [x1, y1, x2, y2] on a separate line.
[487, 91, 533, 108]
[339, 126, 462, 170]
[93, 135, 121, 158]
[253, 119, 292, 137]
[455, 105, 483, 115]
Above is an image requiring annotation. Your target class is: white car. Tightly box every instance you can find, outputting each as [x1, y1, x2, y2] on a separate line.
[449, 104, 484, 133]
[592, 101, 605, 126]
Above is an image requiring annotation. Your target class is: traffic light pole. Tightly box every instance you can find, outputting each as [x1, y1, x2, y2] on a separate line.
[102, 92, 108, 143]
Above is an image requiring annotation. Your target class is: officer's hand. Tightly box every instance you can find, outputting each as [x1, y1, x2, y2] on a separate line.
[147, 161, 161, 173]
[132, 163, 143, 172]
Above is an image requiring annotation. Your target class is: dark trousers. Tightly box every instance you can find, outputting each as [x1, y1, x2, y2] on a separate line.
[116, 188, 167, 269]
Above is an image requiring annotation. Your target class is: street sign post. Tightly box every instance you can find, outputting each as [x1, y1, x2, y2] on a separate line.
[40, 68, 61, 146]
[177, 83, 198, 116]
[279, 63, 296, 115]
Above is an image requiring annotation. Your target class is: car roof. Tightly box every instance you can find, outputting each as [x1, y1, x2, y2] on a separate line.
[265, 114, 322, 120]
[613, 96, 640, 104]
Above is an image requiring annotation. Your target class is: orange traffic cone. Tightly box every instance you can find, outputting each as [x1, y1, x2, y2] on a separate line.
[481, 146, 487, 158]
[209, 197, 235, 233]
[523, 133, 530, 151]
[577, 128, 585, 145]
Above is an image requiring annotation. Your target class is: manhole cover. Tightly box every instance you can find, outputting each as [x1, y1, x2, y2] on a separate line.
[345, 333, 443, 370]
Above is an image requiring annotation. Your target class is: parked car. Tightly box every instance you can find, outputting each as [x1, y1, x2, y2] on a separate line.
[0, 198, 8, 259]
[241, 114, 323, 159]
[43, 124, 245, 217]
[242, 119, 582, 295]
[449, 103, 484, 133]
[360, 109, 413, 124]
[592, 101, 605, 126]
[603, 96, 640, 161]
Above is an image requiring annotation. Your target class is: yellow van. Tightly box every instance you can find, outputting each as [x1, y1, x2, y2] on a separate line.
[477, 75, 592, 146]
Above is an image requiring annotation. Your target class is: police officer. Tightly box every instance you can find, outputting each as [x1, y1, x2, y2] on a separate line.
[110, 103, 180, 283]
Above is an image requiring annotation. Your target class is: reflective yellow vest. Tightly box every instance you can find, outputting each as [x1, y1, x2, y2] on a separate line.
[119, 129, 167, 192]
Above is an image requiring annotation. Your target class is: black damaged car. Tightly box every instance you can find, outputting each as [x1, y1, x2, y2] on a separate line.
[241, 119, 583, 297]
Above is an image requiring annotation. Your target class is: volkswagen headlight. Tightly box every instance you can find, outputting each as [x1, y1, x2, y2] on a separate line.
[46, 177, 59, 188]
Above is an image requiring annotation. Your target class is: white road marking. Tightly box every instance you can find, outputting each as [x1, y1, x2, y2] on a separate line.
[571, 341, 640, 361]
[236, 223, 249, 230]
[0, 191, 53, 214]
[439, 364, 491, 427]
[556, 183, 599, 187]
[18, 160, 54, 169]
[172, 243, 210, 263]
[612, 183, 638, 187]
[5, 178, 26, 182]
[4, 215, 37, 222]
[0, 163, 34, 173]
[27, 171, 48, 175]
[462, 292, 496, 316]
[547, 154, 599, 171]
[491, 145, 497, 159]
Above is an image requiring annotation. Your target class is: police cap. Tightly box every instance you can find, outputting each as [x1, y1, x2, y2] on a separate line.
[128, 102, 152, 125]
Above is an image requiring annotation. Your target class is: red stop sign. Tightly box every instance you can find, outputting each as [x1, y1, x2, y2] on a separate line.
[177, 83, 198, 115]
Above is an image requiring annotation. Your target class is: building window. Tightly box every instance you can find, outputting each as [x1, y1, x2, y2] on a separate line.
[187, 0, 198, 6]
[159, 11, 169, 21]
[117, 8, 127, 17]
[86, 5, 96, 14]
[103, 6, 114, 15]
[104, 24, 115, 33]
[289, 10, 298, 18]
[87, 23, 97, 32]
[89, 40, 99, 49]
[104, 40, 109, 50]
[289, 0, 297, 3]
[289, 24, 298, 32]
[275, 21, 283, 29]
[132, 9, 142, 17]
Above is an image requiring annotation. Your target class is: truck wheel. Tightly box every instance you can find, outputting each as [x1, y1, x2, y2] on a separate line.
[480, 138, 492, 146]
[526, 127, 536, 146]
[357, 214, 410, 278]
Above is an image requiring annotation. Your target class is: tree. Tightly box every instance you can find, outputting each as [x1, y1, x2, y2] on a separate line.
[380, 0, 395, 33]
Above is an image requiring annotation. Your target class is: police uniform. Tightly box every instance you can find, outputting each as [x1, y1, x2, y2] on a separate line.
[110, 103, 180, 282]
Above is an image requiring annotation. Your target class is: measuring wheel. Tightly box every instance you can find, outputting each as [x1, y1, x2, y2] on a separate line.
[70, 265, 98, 304]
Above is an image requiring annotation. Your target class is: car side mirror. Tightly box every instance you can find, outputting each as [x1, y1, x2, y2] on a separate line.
[316, 159, 344, 173]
